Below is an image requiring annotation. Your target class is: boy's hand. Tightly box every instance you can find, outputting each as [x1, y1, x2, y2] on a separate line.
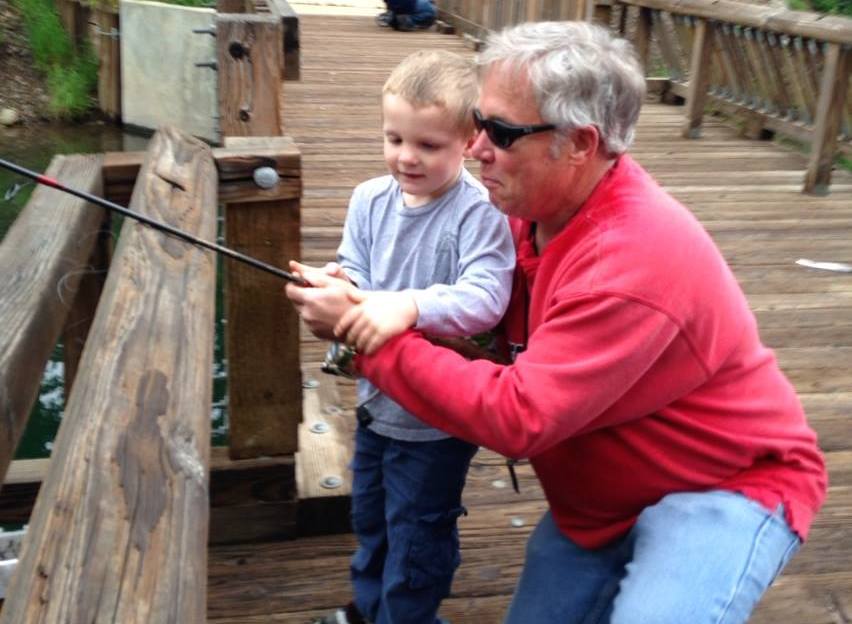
[335, 291, 418, 355]
[286, 261, 364, 341]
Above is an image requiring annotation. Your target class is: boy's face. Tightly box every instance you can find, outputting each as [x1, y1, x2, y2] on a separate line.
[382, 94, 472, 206]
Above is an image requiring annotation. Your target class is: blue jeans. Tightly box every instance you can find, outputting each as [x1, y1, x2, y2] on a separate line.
[351, 422, 477, 624]
[505, 490, 801, 624]
[385, 0, 436, 27]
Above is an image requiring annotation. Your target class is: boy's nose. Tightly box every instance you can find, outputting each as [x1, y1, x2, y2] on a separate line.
[398, 145, 419, 165]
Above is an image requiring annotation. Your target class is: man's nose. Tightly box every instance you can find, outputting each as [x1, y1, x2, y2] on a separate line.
[469, 130, 494, 163]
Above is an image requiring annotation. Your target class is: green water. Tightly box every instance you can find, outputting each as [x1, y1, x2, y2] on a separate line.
[0, 122, 229, 465]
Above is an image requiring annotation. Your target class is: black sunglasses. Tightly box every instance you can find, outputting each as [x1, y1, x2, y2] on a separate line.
[472, 108, 557, 149]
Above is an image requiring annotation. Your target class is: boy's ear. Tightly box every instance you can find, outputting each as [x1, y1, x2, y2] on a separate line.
[463, 134, 477, 159]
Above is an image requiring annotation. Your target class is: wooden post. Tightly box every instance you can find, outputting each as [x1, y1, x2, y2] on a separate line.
[268, 0, 300, 81]
[0, 155, 104, 487]
[216, 14, 283, 137]
[92, 8, 122, 120]
[221, 137, 302, 460]
[217, 0, 252, 12]
[57, 0, 90, 50]
[216, 12, 300, 460]
[635, 6, 653, 73]
[683, 18, 714, 138]
[804, 43, 850, 195]
[0, 127, 217, 624]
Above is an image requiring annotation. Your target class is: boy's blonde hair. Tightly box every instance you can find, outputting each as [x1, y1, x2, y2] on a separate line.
[383, 50, 478, 136]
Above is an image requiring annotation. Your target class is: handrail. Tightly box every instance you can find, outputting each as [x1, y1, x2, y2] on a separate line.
[618, 0, 852, 45]
[0, 127, 217, 623]
[0, 154, 108, 487]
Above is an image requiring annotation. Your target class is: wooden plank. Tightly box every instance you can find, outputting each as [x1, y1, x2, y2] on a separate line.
[1, 448, 297, 543]
[221, 137, 303, 459]
[804, 43, 851, 194]
[682, 18, 713, 138]
[617, 0, 852, 46]
[92, 8, 121, 120]
[0, 127, 216, 624]
[0, 154, 104, 488]
[267, 0, 300, 81]
[635, 6, 653, 72]
[216, 13, 284, 137]
[295, 364, 356, 535]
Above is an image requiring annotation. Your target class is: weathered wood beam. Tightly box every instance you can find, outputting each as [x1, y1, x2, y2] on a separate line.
[102, 144, 301, 206]
[101, 139, 304, 461]
[683, 18, 714, 138]
[0, 154, 105, 489]
[0, 127, 217, 624]
[296, 364, 354, 536]
[216, 13, 283, 137]
[222, 137, 302, 459]
[267, 0, 300, 81]
[616, 0, 852, 45]
[804, 43, 851, 195]
[0, 449, 298, 544]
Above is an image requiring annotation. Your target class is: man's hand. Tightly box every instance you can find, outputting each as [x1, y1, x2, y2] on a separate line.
[285, 261, 364, 341]
[335, 291, 419, 355]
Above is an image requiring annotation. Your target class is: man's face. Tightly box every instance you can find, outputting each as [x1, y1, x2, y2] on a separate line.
[381, 94, 470, 207]
[470, 64, 580, 227]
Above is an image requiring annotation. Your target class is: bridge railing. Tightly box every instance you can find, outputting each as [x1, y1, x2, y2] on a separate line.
[0, 125, 302, 621]
[434, 0, 852, 194]
[0, 127, 218, 623]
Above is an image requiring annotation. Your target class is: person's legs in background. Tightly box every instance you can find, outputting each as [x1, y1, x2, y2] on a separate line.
[378, 0, 435, 31]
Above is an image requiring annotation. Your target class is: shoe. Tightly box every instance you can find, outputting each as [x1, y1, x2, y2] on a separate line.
[375, 11, 394, 27]
[311, 602, 368, 624]
[392, 15, 415, 31]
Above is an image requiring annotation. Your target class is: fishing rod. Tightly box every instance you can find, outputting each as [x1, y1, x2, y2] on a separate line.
[0, 157, 307, 285]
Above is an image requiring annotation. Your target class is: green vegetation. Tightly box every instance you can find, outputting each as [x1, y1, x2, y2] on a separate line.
[11, 0, 98, 118]
[787, 0, 852, 15]
[88, 0, 212, 8]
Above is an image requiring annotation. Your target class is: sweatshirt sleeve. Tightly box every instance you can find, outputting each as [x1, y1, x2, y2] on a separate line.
[337, 185, 371, 288]
[359, 292, 689, 458]
[412, 200, 515, 336]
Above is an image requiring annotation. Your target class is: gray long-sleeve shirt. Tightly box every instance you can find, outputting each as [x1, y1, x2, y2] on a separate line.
[338, 169, 515, 441]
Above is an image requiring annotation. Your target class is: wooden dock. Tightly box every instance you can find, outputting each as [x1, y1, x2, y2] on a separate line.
[208, 13, 852, 624]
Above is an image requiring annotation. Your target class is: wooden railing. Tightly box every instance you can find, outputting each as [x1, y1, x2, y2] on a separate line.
[0, 125, 302, 621]
[434, 0, 852, 194]
[0, 1, 304, 616]
[616, 0, 851, 193]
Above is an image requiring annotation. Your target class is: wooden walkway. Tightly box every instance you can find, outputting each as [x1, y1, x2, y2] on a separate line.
[208, 14, 852, 623]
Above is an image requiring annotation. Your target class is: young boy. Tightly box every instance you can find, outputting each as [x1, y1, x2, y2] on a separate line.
[308, 50, 515, 624]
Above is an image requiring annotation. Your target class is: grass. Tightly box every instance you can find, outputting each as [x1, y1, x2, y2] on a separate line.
[11, 0, 98, 118]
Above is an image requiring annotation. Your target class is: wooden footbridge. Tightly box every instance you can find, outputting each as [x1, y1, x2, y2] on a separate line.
[1, 1, 851, 622]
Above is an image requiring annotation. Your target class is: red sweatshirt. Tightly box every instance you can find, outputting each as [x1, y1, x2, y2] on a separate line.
[359, 155, 827, 548]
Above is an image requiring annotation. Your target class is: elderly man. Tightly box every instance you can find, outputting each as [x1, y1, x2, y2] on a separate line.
[287, 22, 826, 623]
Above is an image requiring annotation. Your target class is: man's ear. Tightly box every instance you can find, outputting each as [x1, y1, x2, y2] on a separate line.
[564, 126, 601, 165]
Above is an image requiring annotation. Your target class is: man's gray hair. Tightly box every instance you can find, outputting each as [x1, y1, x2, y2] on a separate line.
[477, 21, 646, 156]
